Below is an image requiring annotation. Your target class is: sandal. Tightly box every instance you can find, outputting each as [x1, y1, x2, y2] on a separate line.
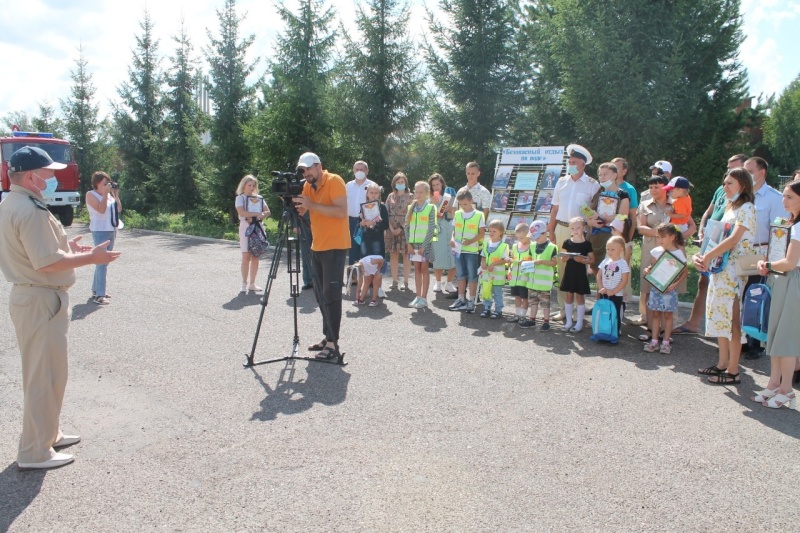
[307, 339, 328, 351]
[93, 296, 110, 305]
[672, 325, 697, 335]
[707, 372, 741, 385]
[315, 344, 341, 361]
[697, 365, 725, 376]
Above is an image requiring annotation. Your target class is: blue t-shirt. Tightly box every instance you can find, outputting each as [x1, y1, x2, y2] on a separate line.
[619, 180, 638, 210]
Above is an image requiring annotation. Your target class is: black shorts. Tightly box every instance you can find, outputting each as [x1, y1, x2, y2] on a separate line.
[509, 285, 529, 298]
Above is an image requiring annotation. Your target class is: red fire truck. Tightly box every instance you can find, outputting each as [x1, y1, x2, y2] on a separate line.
[1, 130, 81, 226]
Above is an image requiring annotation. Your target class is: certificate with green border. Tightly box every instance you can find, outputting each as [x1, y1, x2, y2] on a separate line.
[644, 250, 686, 293]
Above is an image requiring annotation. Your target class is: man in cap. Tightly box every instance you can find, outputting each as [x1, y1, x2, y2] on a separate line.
[547, 144, 600, 321]
[0, 146, 121, 470]
[293, 152, 349, 362]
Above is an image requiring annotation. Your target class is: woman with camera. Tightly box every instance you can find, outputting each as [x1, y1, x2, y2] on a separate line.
[86, 171, 122, 305]
[235, 175, 271, 293]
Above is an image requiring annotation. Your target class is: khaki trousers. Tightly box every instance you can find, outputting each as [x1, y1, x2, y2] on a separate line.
[10, 286, 70, 464]
[554, 223, 572, 311]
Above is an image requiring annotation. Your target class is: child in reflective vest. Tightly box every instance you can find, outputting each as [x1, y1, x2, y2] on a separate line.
[479, 219, 509, 318]
[405, 181, 437, 309]
[449, 190, 486, 313]
[507, 223, 533, 323]
[521, 220, 558, 330]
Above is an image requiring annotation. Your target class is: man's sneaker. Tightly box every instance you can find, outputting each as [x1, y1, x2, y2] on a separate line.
[540, 322, 551, 331]
[506, 315, 520, 323]
[518, 318, 536, 328]
[449, 299, 467, 311]
[432, 281, 442, 292]
[480, 309, 491, 318]
[464, 300, 476, 313]
[444, 281, 457, 293]
[378, 288, 386, 298]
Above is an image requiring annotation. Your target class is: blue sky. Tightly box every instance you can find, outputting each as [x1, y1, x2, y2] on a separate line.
[0, 0, 798, 120]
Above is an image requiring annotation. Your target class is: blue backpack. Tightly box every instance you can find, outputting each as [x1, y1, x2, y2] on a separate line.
[741, 283, 771, 343]
[590, 296, 619, 344]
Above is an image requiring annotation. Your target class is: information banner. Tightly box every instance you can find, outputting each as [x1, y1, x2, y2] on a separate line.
[499, 146, 565, 166]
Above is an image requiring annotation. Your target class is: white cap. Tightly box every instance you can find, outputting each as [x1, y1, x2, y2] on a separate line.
[529, 220, 548, 239]
[297, 152, 321, 168]
[609, 218, 625, 233]
[650, 160, 672, 174]
[566, 144, 593, 165]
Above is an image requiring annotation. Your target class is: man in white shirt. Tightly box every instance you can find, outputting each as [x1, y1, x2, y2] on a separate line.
[547, 144, 600, 320]
[345, 160, 377, 266]
[457, 161, 492, 220]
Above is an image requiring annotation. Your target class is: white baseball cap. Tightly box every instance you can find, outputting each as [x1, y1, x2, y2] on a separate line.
[296, 152, 321, 168]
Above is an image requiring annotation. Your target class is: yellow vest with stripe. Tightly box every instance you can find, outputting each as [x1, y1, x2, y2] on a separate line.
[509, 243, 533, 286]
[407, 203, 437, 244]
[527, 241, 558, 291]
[453, 210, 484, 253]
[482, 240, 509, 286]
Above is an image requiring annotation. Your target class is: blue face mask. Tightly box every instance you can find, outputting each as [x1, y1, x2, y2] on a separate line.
[600, 180, 614, 189]
[568, 165, 579, 175]
[396, 184, 406, 191]
[729, 192, 740, 203]
[43, 177, 58, 196]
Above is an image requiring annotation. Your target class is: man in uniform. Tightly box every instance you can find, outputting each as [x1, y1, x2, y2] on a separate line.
[0, 146, 121, 470]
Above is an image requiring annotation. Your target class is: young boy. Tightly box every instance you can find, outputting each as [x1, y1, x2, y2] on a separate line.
[520, 220, 558, 330]
[663, 176, 692, 233]
[450, 191, 486, 313]
[507, 223, 533, 322]
[595, 236, 630, 336]
[479, 219, 510, 318]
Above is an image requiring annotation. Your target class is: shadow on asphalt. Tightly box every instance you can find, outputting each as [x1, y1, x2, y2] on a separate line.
[124, 230, 233, 252]
[222, 292, 264, 311]
[249, 358, 351, 422]
[71, 298, 105, 321]
[0, 462, 45, 532]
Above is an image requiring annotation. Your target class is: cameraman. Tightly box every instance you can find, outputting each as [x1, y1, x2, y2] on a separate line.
[293, 152, 349, 360]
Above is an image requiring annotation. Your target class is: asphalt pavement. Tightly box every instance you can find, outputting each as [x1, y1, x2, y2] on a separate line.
[1, 223, 798, 532]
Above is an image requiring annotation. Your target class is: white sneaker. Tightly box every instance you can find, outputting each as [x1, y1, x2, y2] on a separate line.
[378, 288, 386, 298]
[18, 452, 74, 470]
[432, 281, 442, 292]
[409, 297, 420, 307]
[241, 283, 247, 293]
[415, 298, 428, 308]
[444, 282, 457, 293]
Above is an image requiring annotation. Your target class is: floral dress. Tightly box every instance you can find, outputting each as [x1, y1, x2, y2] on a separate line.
[705, 202, 757, 340]
[384, 191, 412, 253]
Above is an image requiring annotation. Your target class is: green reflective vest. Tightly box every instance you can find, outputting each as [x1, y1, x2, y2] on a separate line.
[482, 240, 509, 286]
[527, 241, 558, 291]
[453, 210, 484, 253]
[407, 203, 437, 244]
[509, 243, 533, 286]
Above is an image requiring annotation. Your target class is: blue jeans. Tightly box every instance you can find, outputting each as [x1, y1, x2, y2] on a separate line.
[485, 285, 504, 313]
[455, 253, 480, 282]
[91, 230, 116, 296]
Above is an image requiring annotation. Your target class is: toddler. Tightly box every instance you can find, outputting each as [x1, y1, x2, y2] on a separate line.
[507, 223, 533, 323]
[479, 219, 510, 318]
[520, 220, 558, 330]
[595, 236, 630, 337]
[664, 176, 692, 233]
[350, 255, 385, 307]
[609, 217, 633, 313]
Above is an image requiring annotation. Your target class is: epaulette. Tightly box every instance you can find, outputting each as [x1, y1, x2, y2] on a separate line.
[29, 196, 49, 211]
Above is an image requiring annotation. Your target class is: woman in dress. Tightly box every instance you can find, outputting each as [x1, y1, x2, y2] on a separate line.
[235, 175, 271, 294]
[428, 173, 457, 294]
[752, 180, 800, 407]
[85, 171, 121, 305]
[385, 172, 412, 290]
[694, 168, 756, 385]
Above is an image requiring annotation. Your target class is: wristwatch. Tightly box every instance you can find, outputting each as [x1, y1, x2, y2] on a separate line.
[766, 261, 772, 270]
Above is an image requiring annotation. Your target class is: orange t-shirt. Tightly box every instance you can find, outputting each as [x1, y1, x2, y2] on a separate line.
[669, 195, 692, 224]
[302, 170, 350, 251]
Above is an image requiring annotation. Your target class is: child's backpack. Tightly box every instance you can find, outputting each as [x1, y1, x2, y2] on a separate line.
[245, 222, 270, 259]
[741, 282, 771, 343]
[590, 296, 619, 344]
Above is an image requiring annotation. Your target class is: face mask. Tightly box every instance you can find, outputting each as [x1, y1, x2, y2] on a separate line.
[600, 180, 613, 189]
[395, 184, 406, 191]
[43, 177, 58, 196]
[568, 165, 579, 175]
[729, 192, 740, 203]
[354, 171, 366, 181]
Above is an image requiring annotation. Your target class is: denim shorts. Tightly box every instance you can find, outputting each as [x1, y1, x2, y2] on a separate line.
[455, 252, 480, 282]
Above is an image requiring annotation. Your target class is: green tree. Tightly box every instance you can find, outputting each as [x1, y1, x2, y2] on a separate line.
[113, 10, 165, 212]
[161, 20, 206, 212]
[1, 111, 33, 134]
[205, 0, 256, 220]
[247, 0, 336, 185]
[334, 0, 423, 183]
[764, 76, 800, 175]
[425, 0, 521, 168]
[61, 47, 103, 194]
[520, 0, 747, 205]
[32, 102, 66, 138]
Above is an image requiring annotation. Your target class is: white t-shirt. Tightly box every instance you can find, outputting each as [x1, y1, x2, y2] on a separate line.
[346, 178, 377, 217]
[597, 257, 630, 291]
[360, 254, 384, 276]
[87, 190, 117, 232]
[236, 194, 265, 222]
[790, 222, 800, 268]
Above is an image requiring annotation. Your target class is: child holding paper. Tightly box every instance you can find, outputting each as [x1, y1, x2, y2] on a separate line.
[520, 220, 558, 329]
[507, 223, 533, 323]
[449, 190, 486, 313]
[559, 217, 595, 332]
[405, 181, 437, 309]
[642, 223, 688, 354]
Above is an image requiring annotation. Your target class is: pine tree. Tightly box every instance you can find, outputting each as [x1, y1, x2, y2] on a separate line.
[205, 0, 256, 220]
[247, 0, 336, 182]
[113, 10, 165, 212]
[334, 0, 423, 183]
[61, 46, 102, 194]
[161, 19, 206, 213]
[425, 0, 521, 168]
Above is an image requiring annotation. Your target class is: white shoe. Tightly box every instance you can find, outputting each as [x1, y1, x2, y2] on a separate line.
[409, 297, 420, 307]
[378, 288, 386, 298]
[444, 282, 457, 293]
[54, 435, 81, 448]
[18, 452, 74, 470]
[432, 281, 442, 292]
[415, 298, 428, 308]
[248, 284, 263, 292]
[240, 283, 247, 293]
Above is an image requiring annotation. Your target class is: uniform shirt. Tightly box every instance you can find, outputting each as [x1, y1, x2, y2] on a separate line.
[0, 185, 75, 288]
[302, 171, 350, 252]
[457, 182, 492, 213]
[552, 173, 601, 222]
[753, 183, 788, 245]
[346, 178, 377, 218]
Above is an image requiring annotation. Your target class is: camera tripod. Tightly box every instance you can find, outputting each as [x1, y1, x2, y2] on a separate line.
[244, 204, 345, 367]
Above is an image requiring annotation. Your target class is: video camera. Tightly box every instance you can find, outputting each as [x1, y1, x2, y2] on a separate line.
[271, 169, 305, 197]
